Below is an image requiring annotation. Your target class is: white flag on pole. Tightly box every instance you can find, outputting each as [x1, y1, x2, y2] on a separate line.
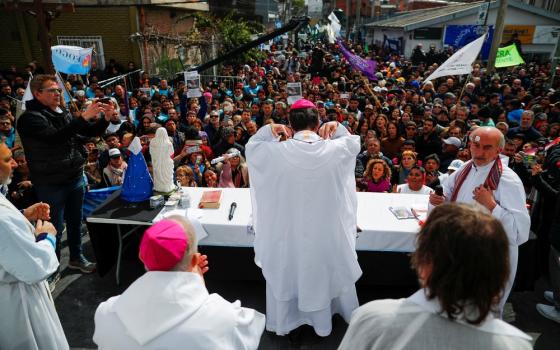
[424, 34, 487, 83]
[20, 77, 34, 112]
[327, 11, 341, 44]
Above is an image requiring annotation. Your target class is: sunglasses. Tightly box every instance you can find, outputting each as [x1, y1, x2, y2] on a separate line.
[0, 121, 11, 126]
[40, 88, 63, 94]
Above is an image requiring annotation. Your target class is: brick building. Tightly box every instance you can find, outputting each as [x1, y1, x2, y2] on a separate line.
[0, 0, 208, 72]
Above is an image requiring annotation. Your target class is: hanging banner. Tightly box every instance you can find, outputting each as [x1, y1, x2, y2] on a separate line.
[502, 25, 535, 44]
[424, 33, 486, 83]
[533, 26, 560, 44]
[495, 44, 525, 68]
[444, 25, 493, 60]
[337, 39, 377, 81]
[476, 2, 489, 25]
[51, 45, 93, 75]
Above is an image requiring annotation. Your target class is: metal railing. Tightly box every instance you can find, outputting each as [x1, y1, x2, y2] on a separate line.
[198, 75, 247, 91]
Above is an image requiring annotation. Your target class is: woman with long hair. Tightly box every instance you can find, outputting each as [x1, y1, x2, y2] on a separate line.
[372, 114, 388, 139]
[362, 159, 392, 193]
[381, 121, 405, 159]
[217, 148, 249, 188]
[392, 150, 417, 185]
[175, 165, 197, 187]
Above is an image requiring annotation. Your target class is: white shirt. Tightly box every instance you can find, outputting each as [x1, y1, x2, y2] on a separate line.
[106, 120, 124, 134]
[0, 195, 68, 350]
[397, 184, 433, 195]
[442, 159, 530, 247]
[438, 158, 530, 314]
[246, 124, 362, 312]
[339, 289, 532, 350]
[94, 271, 265, 350]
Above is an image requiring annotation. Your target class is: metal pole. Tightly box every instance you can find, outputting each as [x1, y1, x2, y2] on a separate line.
[548, 30, 560, 89]
[346, 0, 350, 40]
[487, 0, 508, 72]
[483, 0, 491, 26]
[356, 0, 361, 32]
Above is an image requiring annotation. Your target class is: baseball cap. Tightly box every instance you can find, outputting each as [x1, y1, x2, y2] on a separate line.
[109, 148, 121, 158]
[443, 137, 462, 148]
[448, 159, 465, 171]
[139, 220, 188, 271]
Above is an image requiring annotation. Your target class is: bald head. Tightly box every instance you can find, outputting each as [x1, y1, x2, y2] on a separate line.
[471, 127, 505, 148]
[469, 127, 504, 166]
[0, 142, 17, 186]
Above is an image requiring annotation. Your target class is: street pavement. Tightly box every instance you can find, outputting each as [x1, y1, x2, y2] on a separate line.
[54, 232, 560, 349]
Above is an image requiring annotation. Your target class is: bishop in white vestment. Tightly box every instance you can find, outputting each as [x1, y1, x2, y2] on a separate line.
[246, 99, 362, 337]
[94, 217, 265, 350]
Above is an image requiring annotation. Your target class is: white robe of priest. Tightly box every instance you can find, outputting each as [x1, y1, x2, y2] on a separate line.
[440, 158, 530, 313]
[246, 124, 362, 336]
[0, 195, 68, 350]
[93, 271, 265, 350]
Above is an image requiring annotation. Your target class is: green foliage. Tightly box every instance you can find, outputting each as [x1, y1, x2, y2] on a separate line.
[154, 52, 184, 80]
[292, 0, 305, 15]
[179, 12, 266, 66]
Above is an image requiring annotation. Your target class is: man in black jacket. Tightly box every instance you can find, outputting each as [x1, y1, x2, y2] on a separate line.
[17, 74, 114, 274]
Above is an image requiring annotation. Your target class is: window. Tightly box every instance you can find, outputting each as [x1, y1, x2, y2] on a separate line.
[57, 36, 106, 69]
[413, 28, 442, 40]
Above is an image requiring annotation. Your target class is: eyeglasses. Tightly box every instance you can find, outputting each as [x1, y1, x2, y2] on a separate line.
[40, 88, 62, 94]
[0, 122, 11, 126]
[406, 127, 416, 131]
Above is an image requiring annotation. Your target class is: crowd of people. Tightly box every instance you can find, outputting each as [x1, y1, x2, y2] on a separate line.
[0, 36, 559, 349]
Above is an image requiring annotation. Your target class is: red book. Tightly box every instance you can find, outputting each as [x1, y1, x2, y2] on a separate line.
[198, 190, 222, 209]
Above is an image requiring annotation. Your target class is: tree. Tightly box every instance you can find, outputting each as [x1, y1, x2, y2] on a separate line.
[178, 12, 265, 69]
[292, 0, 305, 16]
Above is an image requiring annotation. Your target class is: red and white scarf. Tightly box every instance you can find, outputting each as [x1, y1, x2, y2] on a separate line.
[450, 158, 503, 202]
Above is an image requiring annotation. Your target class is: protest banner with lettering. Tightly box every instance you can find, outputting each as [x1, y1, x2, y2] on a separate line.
[444, 25, 493, 59]
[495, 44, 525, 68]
[51, 45, 93, 75]
[424, 33, 486, 83]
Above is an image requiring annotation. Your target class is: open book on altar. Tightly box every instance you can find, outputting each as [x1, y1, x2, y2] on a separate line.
[198, 190, 222, 209]
[389, 206, 428, 222]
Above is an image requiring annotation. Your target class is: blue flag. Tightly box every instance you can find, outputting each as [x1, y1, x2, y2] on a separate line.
[51, 45, 93, 75]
